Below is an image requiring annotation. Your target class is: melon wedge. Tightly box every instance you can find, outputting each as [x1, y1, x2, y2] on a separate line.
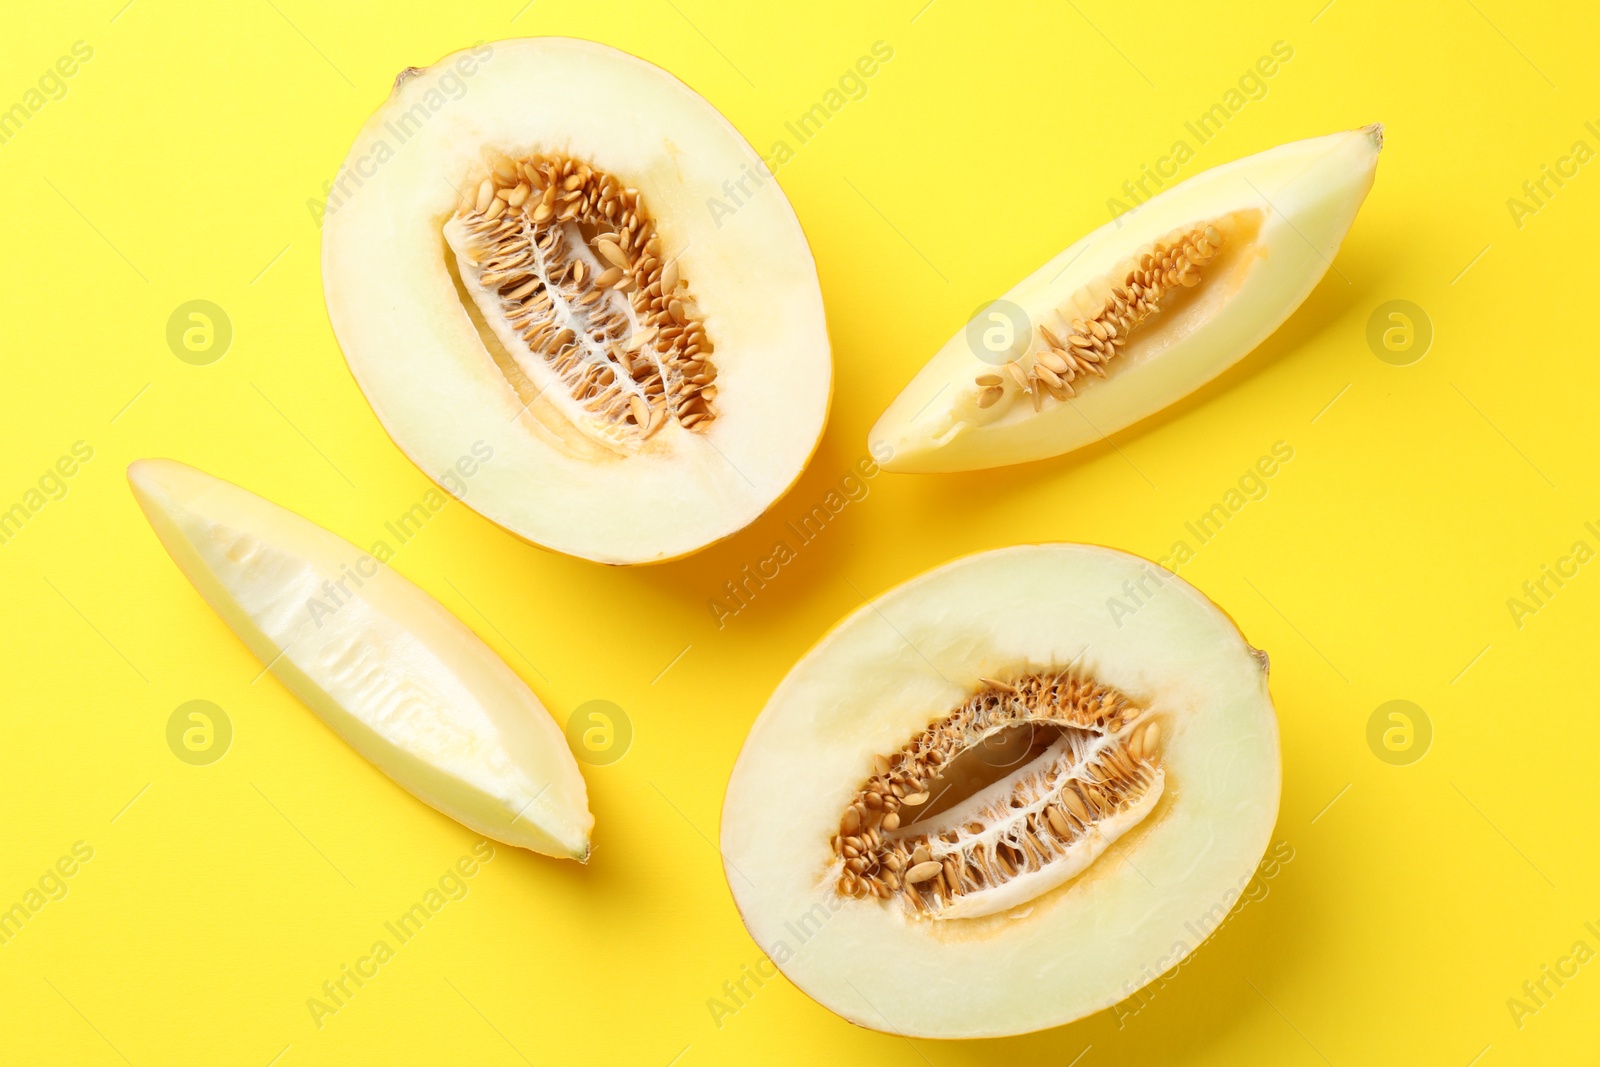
[129, 459, 592, 860]
[721, 544, 1279, 1037]
[322, 38, 831, 564]
[870, 127, 1381, 472]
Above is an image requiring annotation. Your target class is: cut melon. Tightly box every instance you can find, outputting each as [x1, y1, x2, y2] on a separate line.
[322, 37, 831, 564]
[721, 544, 1279, 1037]
[870, 127, 1380, 472]
[129, 459, 592, 860]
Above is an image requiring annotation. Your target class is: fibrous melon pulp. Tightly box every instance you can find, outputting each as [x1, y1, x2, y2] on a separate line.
[323, 38, 831, 564]
[721, 544, 1279, 1037]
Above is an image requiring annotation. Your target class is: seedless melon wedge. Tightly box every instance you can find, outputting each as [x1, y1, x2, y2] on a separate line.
[870, 127, 1381, 472]
[722, 545, 1279, 1037]
[130, 459, 592, 860]
[322, 38, 831, 564]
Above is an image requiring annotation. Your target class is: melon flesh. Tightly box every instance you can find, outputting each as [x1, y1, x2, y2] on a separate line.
[322, 38, 831, 564]
[130, 459, 593, 860]
[870, 127, 1380, 472]
[720, 544, 1279, 1037]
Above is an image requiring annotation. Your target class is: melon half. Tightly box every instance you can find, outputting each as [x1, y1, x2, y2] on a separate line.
[322, 38, 831, 564]
[721, 544, 1280, 1037]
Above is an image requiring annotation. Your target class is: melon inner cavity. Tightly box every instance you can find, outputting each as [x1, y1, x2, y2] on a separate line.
[443, 152, 717, 452]
[832, 671, 1164, 921]
[976, 210, 1264, 410]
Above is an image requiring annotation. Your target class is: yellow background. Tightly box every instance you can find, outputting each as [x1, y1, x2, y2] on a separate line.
[2, 0, 1595, 1063]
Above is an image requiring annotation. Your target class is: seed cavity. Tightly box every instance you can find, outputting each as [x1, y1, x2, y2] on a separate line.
[829, 671, 1164, 920]
[444, 152, 716, 450]
[977, 222, 1226, 408]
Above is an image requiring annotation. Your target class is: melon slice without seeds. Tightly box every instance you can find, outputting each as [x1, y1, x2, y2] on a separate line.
[721, 544, 1279, 1037]
[322, 37, 831, 564]
[870, 127, 1381, 472]
[129, 459, 593, 860]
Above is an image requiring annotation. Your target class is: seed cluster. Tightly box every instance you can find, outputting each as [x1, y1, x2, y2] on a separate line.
[975, 224, 1224, 410]
[449, 152, 716, 440]
[830, 672, 1163, 917]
